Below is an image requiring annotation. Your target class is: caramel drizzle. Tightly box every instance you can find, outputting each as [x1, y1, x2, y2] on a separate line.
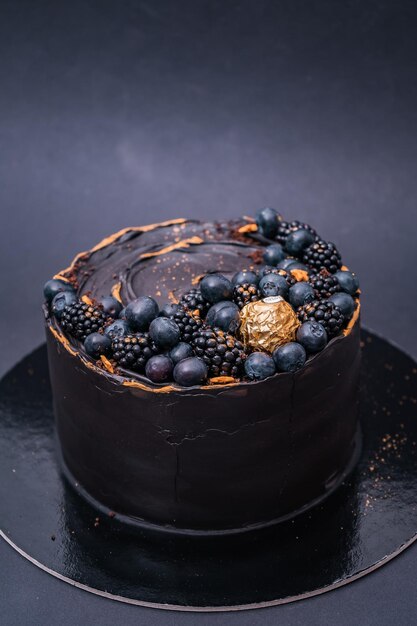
[138, 236, 203, 260]
[122, 379, 176, 394]
[55, 218, 188, 279]
[100, 355, 115, 373]
[81, 294, 93, 306]
[238, 223, 258, 234]
[209, 376, 237, 385]
[123, 376, 241, 392]
[111, 282, 123, 304]
[48, 325, 78, 357]
[343, 300, 360, 336]
[168, 290, 179, 303]
[52, 274, 72, 283]
[49, 325, 104, 374]
[191, 273, 205, 286]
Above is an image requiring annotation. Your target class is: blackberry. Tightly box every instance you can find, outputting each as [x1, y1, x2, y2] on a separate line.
[276, 220, 317, 245]
[111, 333, 157, 373]
[233, 283, 261, 309]
[302, 240, 342, 274]
[169, 306, 204, 343]
[179, 288, 210, 316]
[297, 300, 344, 337]
[309, 269, 341, 299]
[192, 328, 246, 378]
[261, 266, 296, 287]
[60, 300, 107, 341]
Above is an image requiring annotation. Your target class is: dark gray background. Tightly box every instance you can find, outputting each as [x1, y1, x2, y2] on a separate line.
[0, 1, 416, 624]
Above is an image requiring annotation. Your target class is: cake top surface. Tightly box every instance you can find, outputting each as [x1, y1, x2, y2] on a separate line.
[43, 211, 360, 390]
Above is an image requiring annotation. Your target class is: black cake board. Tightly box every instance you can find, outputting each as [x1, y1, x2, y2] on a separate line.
[0, 329, 416, 612]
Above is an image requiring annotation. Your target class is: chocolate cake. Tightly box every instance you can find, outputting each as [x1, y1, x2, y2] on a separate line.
[43, 210, 361, 533]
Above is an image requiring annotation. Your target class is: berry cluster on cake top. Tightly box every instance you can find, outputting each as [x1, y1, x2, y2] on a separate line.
[44, 209, 360, 388]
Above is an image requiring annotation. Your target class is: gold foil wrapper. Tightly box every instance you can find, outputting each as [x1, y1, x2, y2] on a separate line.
[240, 297, 300, 353]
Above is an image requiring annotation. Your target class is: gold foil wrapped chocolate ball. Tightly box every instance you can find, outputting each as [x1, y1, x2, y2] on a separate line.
[240, 296, 300, 353]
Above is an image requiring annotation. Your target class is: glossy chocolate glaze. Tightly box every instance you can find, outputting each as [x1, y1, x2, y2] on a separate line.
[56, 219, 261, 310]
[45, 219, 361, 532]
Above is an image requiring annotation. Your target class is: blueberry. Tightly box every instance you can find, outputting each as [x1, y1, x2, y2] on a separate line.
[255, 208, 281, 239]
[231, 270, 259, 287]
[173, 357, 208, 387]
[145, 355, 174, 383]
[200, 273, 233, 304]
[263, 244, 286, 266]
[51, 290, 77, 320]
[104, 319, 129, 339]
[286, 261, 309, 272]
[273, 342, 306, 372]
[288, 282, 315, 308]
[84, 332, 112, 358]
[206, 301, 240, 333]
[244, 352, 276, 380]
[296, 321, 328, 353]
[99, 296, 123, 318]
[276, 258, 296, 270]
[334, 270, 359, 296]
[328, 292, 355, 319]
[149, 317, 181, 350]
[43, 279, 75, 303]
[259, 273, 289, 299]
[169, 342, 194, 365]
[158, 302, 182, 318]
[284, 229, 315, 256]
[125, 296, 159, 331]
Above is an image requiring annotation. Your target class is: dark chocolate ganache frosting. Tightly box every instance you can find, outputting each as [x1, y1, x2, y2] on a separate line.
[59, 218, 260, 308]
